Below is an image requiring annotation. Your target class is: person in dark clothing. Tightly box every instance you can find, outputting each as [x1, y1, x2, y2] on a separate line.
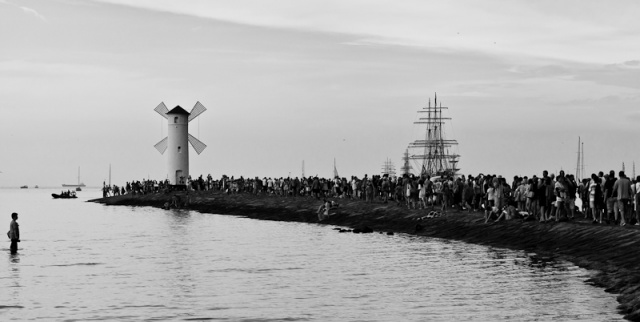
[8, 212, 20, 254]
[603, 170, 617, 224]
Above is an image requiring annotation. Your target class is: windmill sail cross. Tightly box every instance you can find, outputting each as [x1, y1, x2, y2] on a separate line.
[188, 101, 206, 122]
[154, 137, 168, 154]
[188, 134, 207, 155]
[154, 102, 169, 119]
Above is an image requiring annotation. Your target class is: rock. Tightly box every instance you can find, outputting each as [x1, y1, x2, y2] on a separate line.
[624, 309, 640, 322]
[353, 226, 373, 234]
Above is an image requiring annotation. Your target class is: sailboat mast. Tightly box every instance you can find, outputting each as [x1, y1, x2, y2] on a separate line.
[575, 137, 581, 180]
[581, 142, 585, 179]
[426, 98, 433, 174]
[437, 99, 444, 173]
[109, 164, 112, 187]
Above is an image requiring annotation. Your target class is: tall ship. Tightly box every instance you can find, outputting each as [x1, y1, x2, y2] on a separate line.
[62, 183, 86, 188]
[62, 167, 86, 188]
[407, 93, 460, 178]
[381, 157, 397, 178]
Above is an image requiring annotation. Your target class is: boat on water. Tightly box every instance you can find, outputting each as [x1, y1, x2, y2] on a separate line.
[63, 167, 86, 188]
[20, 185, 28, 189]
[52, 191, 77, 199]
[406, 93, 460, 178]
[62, 183, 86, 188]
[35, 185, 39, 188]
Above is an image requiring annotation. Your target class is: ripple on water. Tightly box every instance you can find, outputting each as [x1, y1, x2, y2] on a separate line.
[0, 189, 626, 321]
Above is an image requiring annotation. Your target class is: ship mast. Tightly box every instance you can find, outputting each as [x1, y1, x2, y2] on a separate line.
[575, 137, 581, 181]
[381, 158, 397, 178]
[408, 93, 459, 177]
[422, 98, 432, 174]
[401, 149, 412, 175]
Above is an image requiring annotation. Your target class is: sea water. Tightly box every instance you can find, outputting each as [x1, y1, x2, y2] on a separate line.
[0, 188, 624, 321]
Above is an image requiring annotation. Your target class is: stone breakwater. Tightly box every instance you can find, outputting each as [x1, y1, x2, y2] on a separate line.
[90, 190, 640, 321]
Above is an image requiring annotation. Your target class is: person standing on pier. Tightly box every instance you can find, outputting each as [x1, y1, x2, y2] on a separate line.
[603, 170, 617, 224]
[612, 171, 632, 226]
[635, 176, 640, 225]
[553, 175, 568, 221]
[8, 212, 19, 254]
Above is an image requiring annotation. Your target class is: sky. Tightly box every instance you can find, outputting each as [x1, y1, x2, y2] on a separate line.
[1, 0, 639, 187]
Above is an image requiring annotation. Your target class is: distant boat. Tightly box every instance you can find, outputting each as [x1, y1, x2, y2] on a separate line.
[75, 187, 82, 192]
[20, 185, 28, 189]
[35, 185, 39, 188]
[63, 183, 86, 188]
[63, 167, 86, 188]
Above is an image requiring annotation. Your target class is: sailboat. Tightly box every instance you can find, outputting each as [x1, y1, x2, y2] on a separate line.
[62, 167, 86, 190]
[407, 93, 460, 178]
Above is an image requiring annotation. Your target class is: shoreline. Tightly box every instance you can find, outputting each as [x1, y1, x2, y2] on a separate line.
[90, 190, 640, 321]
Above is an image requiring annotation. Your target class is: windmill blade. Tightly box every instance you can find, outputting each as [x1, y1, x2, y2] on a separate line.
[188, 101, 206, 122]
[154, 137, 168, 154]
[154, 102, 169, 119]
[188, 134, 207, 154]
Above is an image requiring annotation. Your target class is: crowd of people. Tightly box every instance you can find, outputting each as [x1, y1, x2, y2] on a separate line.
[107, 169, 640, 227]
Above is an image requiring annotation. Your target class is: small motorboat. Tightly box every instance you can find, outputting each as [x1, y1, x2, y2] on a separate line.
[20, 185, 28, 189]
[52, 192, 77, 199]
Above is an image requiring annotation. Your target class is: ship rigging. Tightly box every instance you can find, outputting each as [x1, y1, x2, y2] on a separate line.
[407, 94, 460, 177]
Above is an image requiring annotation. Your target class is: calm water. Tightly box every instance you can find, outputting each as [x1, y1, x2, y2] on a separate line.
[0, 188, 624, 321]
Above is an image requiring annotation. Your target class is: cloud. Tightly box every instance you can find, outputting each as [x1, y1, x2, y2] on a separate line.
[0, 60, 140, 79]
[90, 0, 640, 64]
[20, 6, 46, 21]
[0, 1, 46, 22]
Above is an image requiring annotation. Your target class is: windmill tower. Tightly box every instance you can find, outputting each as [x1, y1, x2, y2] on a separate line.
[154, 101, 207, 187]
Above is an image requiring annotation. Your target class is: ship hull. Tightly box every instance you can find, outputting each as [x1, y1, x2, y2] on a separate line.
[62, 184, 86, 188]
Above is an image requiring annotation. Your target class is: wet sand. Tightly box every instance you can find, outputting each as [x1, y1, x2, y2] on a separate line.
[90, 191, 640, 321]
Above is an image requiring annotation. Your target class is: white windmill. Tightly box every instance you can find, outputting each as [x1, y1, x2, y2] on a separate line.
[154, 101, 207, 187]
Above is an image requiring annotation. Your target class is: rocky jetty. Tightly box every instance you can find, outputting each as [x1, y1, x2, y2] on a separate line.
[90, 190, 640, 321]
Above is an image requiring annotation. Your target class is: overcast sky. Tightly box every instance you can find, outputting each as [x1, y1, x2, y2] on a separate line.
[1, 0, 639, 187]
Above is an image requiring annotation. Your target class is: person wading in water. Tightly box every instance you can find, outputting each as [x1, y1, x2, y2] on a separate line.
[8, 212, 20, 254]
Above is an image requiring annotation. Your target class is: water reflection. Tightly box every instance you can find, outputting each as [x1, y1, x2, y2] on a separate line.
[0, 189, 626, 321]
[6, 252, 22, 311]
[10, 253, 20, 264]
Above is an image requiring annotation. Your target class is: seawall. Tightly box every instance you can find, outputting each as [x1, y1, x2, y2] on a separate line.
[90, 190, 640, 321]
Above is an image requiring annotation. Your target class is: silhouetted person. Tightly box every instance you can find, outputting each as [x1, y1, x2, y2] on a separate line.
[8, 212, 19, 254]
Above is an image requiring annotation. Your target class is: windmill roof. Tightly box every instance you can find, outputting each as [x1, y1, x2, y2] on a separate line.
[167, 105, 190, 115]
